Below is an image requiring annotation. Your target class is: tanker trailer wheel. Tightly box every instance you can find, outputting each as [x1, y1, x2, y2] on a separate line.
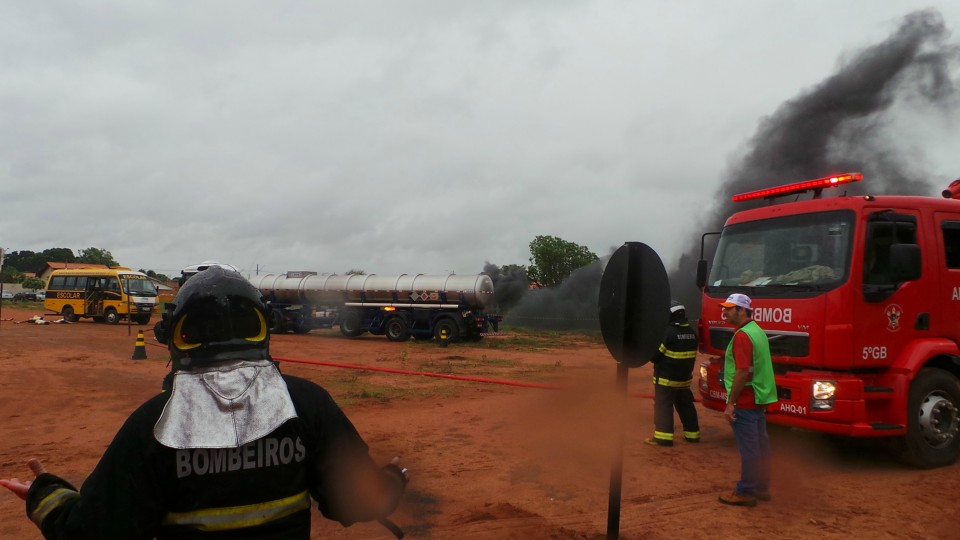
[268, 309, 286, 334]
[434, 318, 460, 343]
[901, 367, 960, 468]
[104, 308, 120, 325]
[385, 316, 409, 342]
[339, 313, 364, 337]
[61, 305, 79, 323]
[293, 314, 312, 334]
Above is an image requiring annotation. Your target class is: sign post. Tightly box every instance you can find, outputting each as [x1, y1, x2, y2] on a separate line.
[0, 248, 5, 330]
[597, 242, 670, 539]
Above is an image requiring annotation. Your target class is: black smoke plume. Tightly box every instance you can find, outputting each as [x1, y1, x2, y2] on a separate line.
[484, 10, 958, 332]
[483, 262, 530, 313]
[671, 9, 960, 316]
[500, 260, 603, 331]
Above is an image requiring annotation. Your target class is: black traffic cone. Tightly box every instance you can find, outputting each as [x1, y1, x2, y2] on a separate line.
[132, 330, 148, 360]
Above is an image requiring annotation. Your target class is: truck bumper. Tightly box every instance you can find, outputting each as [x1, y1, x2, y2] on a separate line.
[698, 356, 907, 437]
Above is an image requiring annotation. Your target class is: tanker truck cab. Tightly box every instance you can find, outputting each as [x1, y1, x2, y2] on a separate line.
[697, 173, 960, 468]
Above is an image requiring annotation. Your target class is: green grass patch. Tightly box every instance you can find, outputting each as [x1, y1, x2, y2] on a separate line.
[322, 370, 461, 406]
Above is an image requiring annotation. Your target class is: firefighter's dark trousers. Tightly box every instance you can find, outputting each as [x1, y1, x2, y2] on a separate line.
[652, 384, 700, 443]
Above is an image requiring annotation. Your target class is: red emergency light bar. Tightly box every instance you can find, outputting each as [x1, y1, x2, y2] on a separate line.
[732, 172, 863, 202]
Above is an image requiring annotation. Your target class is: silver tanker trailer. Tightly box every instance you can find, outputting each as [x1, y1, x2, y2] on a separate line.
[248, 271, 502, 342]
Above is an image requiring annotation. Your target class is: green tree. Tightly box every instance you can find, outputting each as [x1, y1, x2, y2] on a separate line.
[140, 269, 171, 281]
[1, 266, 22, 283]
[22, 277, 44, 291]
[77, 247, 118, 267]
[4, 250, 38, 275]
[345, 269, 366, 275]
[41, 248, 76, 264]
[527, 235, 598, 287]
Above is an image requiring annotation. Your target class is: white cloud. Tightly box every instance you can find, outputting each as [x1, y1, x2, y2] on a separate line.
[2, 1, 959, 279]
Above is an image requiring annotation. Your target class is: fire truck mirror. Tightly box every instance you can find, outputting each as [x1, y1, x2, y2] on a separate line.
[597, 242, 670, 368]
[696, 259, 708, 288]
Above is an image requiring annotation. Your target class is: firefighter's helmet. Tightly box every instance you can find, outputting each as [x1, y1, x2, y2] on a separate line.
[669, 300, 686, 323]
[158, 266, 269, 370]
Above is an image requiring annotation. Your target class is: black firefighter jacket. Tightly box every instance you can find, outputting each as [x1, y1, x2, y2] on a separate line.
[651, 322, 698, 387]
[25, 374, 396, 539]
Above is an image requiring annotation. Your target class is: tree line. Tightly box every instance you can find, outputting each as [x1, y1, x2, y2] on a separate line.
[2, 235, 597, 290]
[1, 247, 171, 285]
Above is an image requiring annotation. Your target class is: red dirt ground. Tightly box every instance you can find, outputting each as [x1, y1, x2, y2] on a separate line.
[1, 304, 958, 539]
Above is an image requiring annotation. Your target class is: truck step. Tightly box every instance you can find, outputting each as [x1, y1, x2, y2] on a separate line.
[869, 423, 903, 430]
[863, 386, 895, 399]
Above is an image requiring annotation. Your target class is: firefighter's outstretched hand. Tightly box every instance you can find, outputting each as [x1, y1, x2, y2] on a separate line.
[0, 459, 46, 500]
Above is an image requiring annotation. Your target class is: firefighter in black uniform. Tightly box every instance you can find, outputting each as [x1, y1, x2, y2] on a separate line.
[645, 301, 701, 447]
[1, 266, 409, 539]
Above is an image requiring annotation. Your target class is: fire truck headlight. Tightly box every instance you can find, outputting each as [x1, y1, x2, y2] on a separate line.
[699, 364, 709, 389]
[811, 380, 837, 410]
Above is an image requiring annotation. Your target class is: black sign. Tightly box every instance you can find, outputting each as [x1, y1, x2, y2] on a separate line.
[597, 242, 670, 368]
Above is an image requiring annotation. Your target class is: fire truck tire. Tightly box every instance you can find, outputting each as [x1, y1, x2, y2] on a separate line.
[104, 308, 120, 325]
[62, 305, 79, 323]
[385, 317, 409, 342]
[339, 313, 363, 337]
[434, 319, 460, 343]
[902, 367, 960, 469]
[268, 309, 286, 334]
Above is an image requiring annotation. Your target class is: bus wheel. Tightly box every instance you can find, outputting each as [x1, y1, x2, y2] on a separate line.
[62, 305, 79, 323]
[901, 367, 960, 468]
[104, 308, 120, 325]
[385, 316, 409, 342]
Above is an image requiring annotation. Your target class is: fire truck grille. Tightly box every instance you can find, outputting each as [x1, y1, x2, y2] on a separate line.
[709, 328, 809, 357]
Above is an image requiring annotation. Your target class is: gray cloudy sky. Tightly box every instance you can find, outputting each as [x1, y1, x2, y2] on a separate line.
[3, 1, 960, 280]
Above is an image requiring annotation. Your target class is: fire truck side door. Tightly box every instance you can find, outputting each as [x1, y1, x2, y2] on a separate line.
[854, 209, 928, 369]
[935, 214, 960, 342]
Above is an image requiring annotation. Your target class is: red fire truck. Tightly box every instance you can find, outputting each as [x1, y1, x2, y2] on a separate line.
[696, 173, 960, 468]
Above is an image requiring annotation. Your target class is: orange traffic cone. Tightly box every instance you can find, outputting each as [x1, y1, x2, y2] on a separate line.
[132, 330, 148, 360]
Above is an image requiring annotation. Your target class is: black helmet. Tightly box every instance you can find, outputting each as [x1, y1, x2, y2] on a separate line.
[669, 300, 686, 323]
[157, 266, 269, 370]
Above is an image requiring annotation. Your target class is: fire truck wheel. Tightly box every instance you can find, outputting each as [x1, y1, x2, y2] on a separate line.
[902, 367, 960, 468]
[62, 305, 79, 323]
[339, 313, 363, 337]
[385, 317, 409, 342]
[104, 308, 119, 325]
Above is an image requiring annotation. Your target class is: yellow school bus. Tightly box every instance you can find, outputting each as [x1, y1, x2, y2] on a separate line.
[44, 267, 158, 324]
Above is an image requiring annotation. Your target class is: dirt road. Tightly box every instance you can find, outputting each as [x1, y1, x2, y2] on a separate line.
[1, 304, 957, 539]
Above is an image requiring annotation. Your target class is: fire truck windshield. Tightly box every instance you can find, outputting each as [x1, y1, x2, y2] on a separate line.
[708, 210, 854, 292]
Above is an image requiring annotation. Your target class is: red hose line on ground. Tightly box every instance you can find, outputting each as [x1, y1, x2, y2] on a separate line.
[140, 339, 694, 399]
[273, 356, 563, 390]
